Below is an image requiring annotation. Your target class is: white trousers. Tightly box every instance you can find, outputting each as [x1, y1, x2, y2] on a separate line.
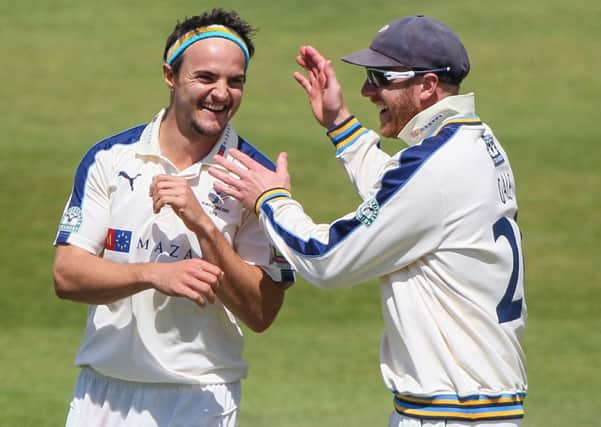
[65, 368, 241, 427]
[389, 412, 522, 427]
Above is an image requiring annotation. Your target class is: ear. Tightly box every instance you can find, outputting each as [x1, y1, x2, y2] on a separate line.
[163, 63, 176, 92]
[419, 73, 439, 102]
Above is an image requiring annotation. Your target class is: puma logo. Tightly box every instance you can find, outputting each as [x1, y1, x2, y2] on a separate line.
[118, 171, 142, 191]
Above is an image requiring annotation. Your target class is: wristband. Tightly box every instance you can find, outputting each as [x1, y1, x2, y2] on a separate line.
[326, 116, 368, 153]
[254, 187, 292, 215]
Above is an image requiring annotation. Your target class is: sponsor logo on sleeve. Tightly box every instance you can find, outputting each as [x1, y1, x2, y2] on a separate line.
[483, 133, 505, 166]
[59, 207, 83, 233]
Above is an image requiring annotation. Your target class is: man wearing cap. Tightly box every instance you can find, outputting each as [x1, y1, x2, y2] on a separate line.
[210, 15, 527, 427]
[52, 8, 294, 427]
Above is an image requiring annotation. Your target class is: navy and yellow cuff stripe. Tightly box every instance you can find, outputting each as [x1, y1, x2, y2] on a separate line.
[326, 116, 369, 154]
[393, 392, 525, 421]
[254, 187, 292, 215]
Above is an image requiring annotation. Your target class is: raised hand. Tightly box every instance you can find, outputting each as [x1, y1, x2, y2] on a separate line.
[149, 175, 211, 233]
[294, 45, 352, 129]
[209, 149, 290, 212]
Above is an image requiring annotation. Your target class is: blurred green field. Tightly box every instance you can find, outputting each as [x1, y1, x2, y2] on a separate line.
[1, 0, 599, 426]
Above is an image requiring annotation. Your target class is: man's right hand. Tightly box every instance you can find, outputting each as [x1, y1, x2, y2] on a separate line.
[294, 45, 352, 129]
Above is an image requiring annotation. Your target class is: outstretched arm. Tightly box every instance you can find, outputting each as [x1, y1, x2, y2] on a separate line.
[210, 150, 444, 289]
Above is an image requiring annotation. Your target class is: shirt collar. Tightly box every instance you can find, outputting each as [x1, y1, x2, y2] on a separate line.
[136, 109, 239, 173]
[397, 93, 478, 146]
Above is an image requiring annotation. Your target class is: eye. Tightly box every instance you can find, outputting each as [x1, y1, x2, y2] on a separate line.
[196, 74, 215, 83]
[229, 75, 246, 89]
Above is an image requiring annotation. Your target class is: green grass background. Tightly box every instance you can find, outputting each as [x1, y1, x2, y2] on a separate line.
[1, 0, 600, 425]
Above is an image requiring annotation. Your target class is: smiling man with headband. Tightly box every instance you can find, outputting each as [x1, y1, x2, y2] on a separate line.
[53, 8, 294, 427]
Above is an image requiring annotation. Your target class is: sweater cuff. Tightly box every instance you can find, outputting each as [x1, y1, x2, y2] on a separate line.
[254, 187, 292, 215]
[326, 116, 369, 154]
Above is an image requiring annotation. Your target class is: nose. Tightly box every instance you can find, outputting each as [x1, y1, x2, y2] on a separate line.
[211, 79, 229, 102]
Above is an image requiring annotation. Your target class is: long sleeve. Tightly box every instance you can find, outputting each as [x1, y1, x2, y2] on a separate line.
[328, 116, 394, 200]
[256, 136, 449, 289]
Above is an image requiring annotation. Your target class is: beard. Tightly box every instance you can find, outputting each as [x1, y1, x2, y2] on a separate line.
[190, 117, 224, 137]
[380, 92, 420, 138]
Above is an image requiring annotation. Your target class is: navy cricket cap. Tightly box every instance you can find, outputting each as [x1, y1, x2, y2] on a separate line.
[342, 15, 470, 85]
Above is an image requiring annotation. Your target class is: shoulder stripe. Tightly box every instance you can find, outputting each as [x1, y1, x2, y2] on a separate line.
[237, 136, 276, 171]
[70, 125, 145, 209]
[56, 125, 145, 244]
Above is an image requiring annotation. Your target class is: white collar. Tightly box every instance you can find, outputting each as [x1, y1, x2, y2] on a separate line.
[136, 109, 239, 174]
[397, 93, 478, 146]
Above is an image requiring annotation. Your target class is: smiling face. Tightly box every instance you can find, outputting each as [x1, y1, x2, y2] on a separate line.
[164, 37, 246, 143]
[360, 76, 422, 138]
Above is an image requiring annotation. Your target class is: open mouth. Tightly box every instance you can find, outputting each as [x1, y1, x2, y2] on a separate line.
[201, 102, 228, 113]
[378, 104, 389, 119]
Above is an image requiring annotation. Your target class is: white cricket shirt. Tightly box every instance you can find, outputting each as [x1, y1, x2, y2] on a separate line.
[256, 94, 527, 421]
[55, 110, 294, 385]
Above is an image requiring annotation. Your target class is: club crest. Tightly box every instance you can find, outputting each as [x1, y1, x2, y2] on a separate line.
[59, 206, 83, 233]
[355, 198, 379, 226]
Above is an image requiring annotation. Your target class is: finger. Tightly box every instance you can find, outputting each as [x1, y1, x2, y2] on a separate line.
[276, 152, 291, 190]
[194, 293, 207, 307]
[296, 54, 308, 69]
[176, 284, 207, 306]
[305, 45, 327, 64]
[212, 180, 243, 200]
[227, 149, 265, 172]
[276, 152, 289, 176]
[208, 166, 242, 190]
[151, 177, 176, 197]
[186, 280, 217, 305]
[324, 60, 340, 90]
[293, 72, 312, 95]
[149, 175, 169, 197]
[191, 259, 224, 278]
[155, 176, 187, 190]
[152, 195, 171, 214]
[212, 154, 247, 178]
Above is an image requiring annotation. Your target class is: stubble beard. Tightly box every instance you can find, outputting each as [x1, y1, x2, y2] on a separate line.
[382, 94, 420, 138]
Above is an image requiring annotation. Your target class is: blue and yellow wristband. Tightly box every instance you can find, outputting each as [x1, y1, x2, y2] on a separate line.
[254, 187, 292, 215]
[326, 115, 369, 154]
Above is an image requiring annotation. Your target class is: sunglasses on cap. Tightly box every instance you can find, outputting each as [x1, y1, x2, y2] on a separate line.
[365, 66, 451, 88]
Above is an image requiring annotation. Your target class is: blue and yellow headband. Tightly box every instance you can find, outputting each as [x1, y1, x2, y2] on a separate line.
[165, 25, 250, 70]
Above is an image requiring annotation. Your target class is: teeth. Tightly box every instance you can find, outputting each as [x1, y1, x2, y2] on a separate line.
[202, 103, 227, 112]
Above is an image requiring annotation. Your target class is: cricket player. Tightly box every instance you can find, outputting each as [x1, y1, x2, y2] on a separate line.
[210, 15, 527, 427]
[52, 8, 294, 427]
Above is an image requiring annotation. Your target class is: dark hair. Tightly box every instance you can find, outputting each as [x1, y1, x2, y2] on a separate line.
[163, 8, 256, 75]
